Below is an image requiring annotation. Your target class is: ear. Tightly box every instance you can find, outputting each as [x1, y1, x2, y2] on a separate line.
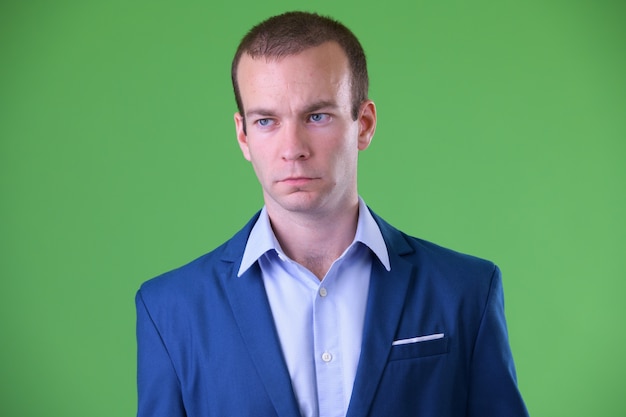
[234, 112, 251, 161]
[357, 100, 377, 151]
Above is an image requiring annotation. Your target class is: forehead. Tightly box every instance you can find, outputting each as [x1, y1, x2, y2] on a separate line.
[236, 42, 352, 111]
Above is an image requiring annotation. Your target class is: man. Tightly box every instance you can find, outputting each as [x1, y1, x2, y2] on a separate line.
[136, 11, 529, 417]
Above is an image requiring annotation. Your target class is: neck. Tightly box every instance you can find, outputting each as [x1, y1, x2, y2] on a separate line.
[267, 200, 360, 280]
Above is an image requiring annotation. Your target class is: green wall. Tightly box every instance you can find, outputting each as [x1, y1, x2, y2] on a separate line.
[1, 0, 624, 415]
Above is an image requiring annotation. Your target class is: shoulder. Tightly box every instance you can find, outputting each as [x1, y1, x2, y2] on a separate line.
[137, 211, 261, 304]
[372, 212, 505, 327]
[406, 232, 496, 276]
[373, 209, 494, 266]
[372, 210, 499, 291]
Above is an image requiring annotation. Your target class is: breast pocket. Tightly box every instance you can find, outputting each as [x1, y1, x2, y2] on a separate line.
[388, 336, 449, 361]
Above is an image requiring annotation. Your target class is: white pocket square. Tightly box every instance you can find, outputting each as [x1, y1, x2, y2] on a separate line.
[392, 333, 444, 346]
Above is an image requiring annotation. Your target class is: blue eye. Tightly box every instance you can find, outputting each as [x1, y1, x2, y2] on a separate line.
[309, 113, 329, 123]
[255, 118, 276, 128]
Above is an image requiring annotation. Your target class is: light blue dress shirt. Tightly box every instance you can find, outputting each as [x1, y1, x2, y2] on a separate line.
[238, 198, 390, 417]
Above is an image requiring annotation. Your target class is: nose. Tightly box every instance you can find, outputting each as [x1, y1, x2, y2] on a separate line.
[280, 122, 310, 161]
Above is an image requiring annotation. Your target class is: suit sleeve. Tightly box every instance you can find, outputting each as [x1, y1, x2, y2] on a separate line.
[136, 289, 187, 417]
[467, 266, 529, 417]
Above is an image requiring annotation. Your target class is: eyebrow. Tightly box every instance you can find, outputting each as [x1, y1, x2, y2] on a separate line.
[246, 100, 339, 118]
[302, 100, 338, 114]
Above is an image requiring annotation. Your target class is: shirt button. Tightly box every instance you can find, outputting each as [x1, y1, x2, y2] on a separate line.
[321, 352, 332, 362]
[319, 287, 328, 297]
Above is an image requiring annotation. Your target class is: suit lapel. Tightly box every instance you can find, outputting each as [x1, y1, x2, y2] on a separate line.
[219, 217, 301, 417]
[347, 214, 416, 417]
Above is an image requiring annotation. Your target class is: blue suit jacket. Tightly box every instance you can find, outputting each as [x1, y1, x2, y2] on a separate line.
[136, 210, 528, 416]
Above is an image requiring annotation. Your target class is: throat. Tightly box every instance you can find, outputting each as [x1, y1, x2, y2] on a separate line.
[297, 254, 333, 281]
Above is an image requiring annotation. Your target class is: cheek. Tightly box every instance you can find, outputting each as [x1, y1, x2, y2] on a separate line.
[247, 149, 271, 181]
[248, 153, 263, 173]
[332, 136, 359, 165]
[241, 147, 252, 161]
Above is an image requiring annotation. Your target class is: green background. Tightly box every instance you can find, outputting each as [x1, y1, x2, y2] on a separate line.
[1, 0, 624, 415]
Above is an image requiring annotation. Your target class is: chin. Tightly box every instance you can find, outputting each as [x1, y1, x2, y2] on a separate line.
[273, 192, 330, 214]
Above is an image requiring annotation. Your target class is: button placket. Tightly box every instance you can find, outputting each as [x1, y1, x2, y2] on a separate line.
[313, 278, 344, 417]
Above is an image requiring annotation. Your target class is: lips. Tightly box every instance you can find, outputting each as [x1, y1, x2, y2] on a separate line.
[279, 177, 317, 186]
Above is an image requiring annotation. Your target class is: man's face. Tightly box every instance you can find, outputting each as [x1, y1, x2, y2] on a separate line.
[234, 41, 376, 218]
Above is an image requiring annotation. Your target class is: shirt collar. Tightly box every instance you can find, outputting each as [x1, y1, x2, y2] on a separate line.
[237, 197, 390, 277]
